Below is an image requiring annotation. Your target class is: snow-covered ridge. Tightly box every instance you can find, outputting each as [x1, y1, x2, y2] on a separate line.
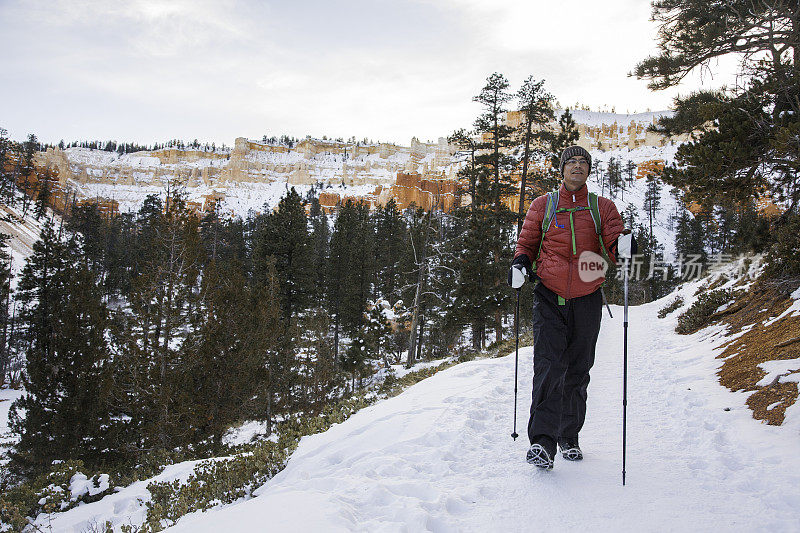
[30, 110, 681, 218]
[567, 109, 672, 128]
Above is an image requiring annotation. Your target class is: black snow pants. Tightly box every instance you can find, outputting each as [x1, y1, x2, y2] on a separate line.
[527, 282, 602, 445]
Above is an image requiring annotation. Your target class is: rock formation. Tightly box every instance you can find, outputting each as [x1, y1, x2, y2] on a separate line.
[32, 110, 690, 216]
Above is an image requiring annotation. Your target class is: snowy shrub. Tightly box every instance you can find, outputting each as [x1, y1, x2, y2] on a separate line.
[143, 440, 292, 532]
[142, 394, 375, 531]
[675, 289, 733, 334]
[706, 275, 730, 291]
[0, 460, 114, 532]
[485, 330, 535, 359]
[378, 362, 457, 397]
[457, 350, 478, 363]
[658, 296, 684, 318]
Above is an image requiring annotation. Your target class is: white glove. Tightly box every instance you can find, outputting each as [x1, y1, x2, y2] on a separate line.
[617, 233, 633, 259]
[510, 265, 528, 289]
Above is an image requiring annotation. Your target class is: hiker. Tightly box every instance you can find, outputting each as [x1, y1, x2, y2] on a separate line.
[508, 145, 634, 469]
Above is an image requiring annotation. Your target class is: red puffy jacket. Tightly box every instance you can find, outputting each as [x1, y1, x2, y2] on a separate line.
[515, 183, 624, 299]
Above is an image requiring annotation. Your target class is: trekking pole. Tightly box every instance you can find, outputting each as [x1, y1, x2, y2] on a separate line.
[511, 287, 520, 440]
[622, 256, 629, 486]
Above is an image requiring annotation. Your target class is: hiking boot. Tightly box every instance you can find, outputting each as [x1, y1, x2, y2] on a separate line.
[527, 435, 556, 469]
[558, 437, 583, 461]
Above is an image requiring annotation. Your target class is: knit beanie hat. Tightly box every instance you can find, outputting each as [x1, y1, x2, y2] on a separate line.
[559, 145, 592, 175]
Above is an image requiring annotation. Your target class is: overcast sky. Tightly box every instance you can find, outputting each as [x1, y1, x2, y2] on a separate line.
[0, 0, 739, 147]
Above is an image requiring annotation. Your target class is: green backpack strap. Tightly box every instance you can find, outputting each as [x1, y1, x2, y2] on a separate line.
[534, 190, 559, 270]
[587, 192, 610, 263]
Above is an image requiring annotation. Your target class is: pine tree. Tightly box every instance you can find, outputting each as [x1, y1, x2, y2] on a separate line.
[0, 233, 11, 384]
[515, 76, 555, 234]
[422, 210, 462, 359]
[472, 73, 518, 344]
[596, 161, 606, 196]
[67, 202, 107, 277]
[373, 199, 406, 303]
[622, 204, 637, 230]
[297, 307, 341, 415]
[18, 134, 39, 216]
[0, 128, 13, 202]
[253, 188, 314, 326]
[403, 206, 433, 367]
[447, 129, 491, 352]
[9, 222, 113, 474]
[633, 222, 675, 302]
[342, 201, 375, 334]
[308, 196, 330, 302]
[180, 257, 280, 449]
[623, 160, 637, 197]
[113, 193, 203, 452]
[33, 169, 52, 220]
[327, 199, 375, 364]
[452, 208, 495, 351]
[448, 129, 481, 217]
[548, 108, 580, 188]
[643, 174, 661, 237]
[731, 200, 771, 254]
[199, 210, 246, 268]
[675, 209, 707, 269]
[634, 0, 800, 268]
[607, 156, 622, 198]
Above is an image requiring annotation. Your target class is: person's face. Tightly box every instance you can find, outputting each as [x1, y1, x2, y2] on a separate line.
[562, 156, 590, 191]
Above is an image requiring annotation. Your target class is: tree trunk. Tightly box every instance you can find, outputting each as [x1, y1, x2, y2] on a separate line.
[472, 321, 481, 351]
[333, 310, 340, 368]
[406, 271, 423, 369]
[406, 210, 434, 368]
[495, 308, 502, 346]
[265, 384, 272, 435]
[416, 302, 424, 361]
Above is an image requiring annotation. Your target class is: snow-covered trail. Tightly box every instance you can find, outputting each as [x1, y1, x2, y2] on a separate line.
[169, 296, 800, 532]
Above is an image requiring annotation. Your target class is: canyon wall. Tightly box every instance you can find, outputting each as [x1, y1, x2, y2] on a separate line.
[32, 111, 690, 216]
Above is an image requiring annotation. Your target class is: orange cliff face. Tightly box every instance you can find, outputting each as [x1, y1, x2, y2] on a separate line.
[390, 173, 458, 212]
[316, 170, 536, 214]
[636, 160, 665, 180]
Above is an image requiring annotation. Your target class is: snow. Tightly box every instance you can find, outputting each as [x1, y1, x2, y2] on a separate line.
[10, 121, 798, 530]
[586, 144, 682, 259]
[222, 420, 276, 447]
[567, 109, 672, 129]
[764, 286, 800, 326]
[756, 359, 800, 387]
[69, 473, 110, 499]
[0, 388, 24, 434]
[390, 358, 451, 380]
[15, 255, 800, 531]
[0, 388, 25, 463]
[148, 288, 798, 532]
[30, 457, 228, 532]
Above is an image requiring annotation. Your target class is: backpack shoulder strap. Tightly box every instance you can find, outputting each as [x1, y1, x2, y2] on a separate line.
[587, 192, 602, 234]
[535, 190, 559, 267]
[588, 192, 610, 261]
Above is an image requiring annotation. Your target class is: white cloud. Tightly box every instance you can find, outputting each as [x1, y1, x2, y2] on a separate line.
[0, 0, 744, 146]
